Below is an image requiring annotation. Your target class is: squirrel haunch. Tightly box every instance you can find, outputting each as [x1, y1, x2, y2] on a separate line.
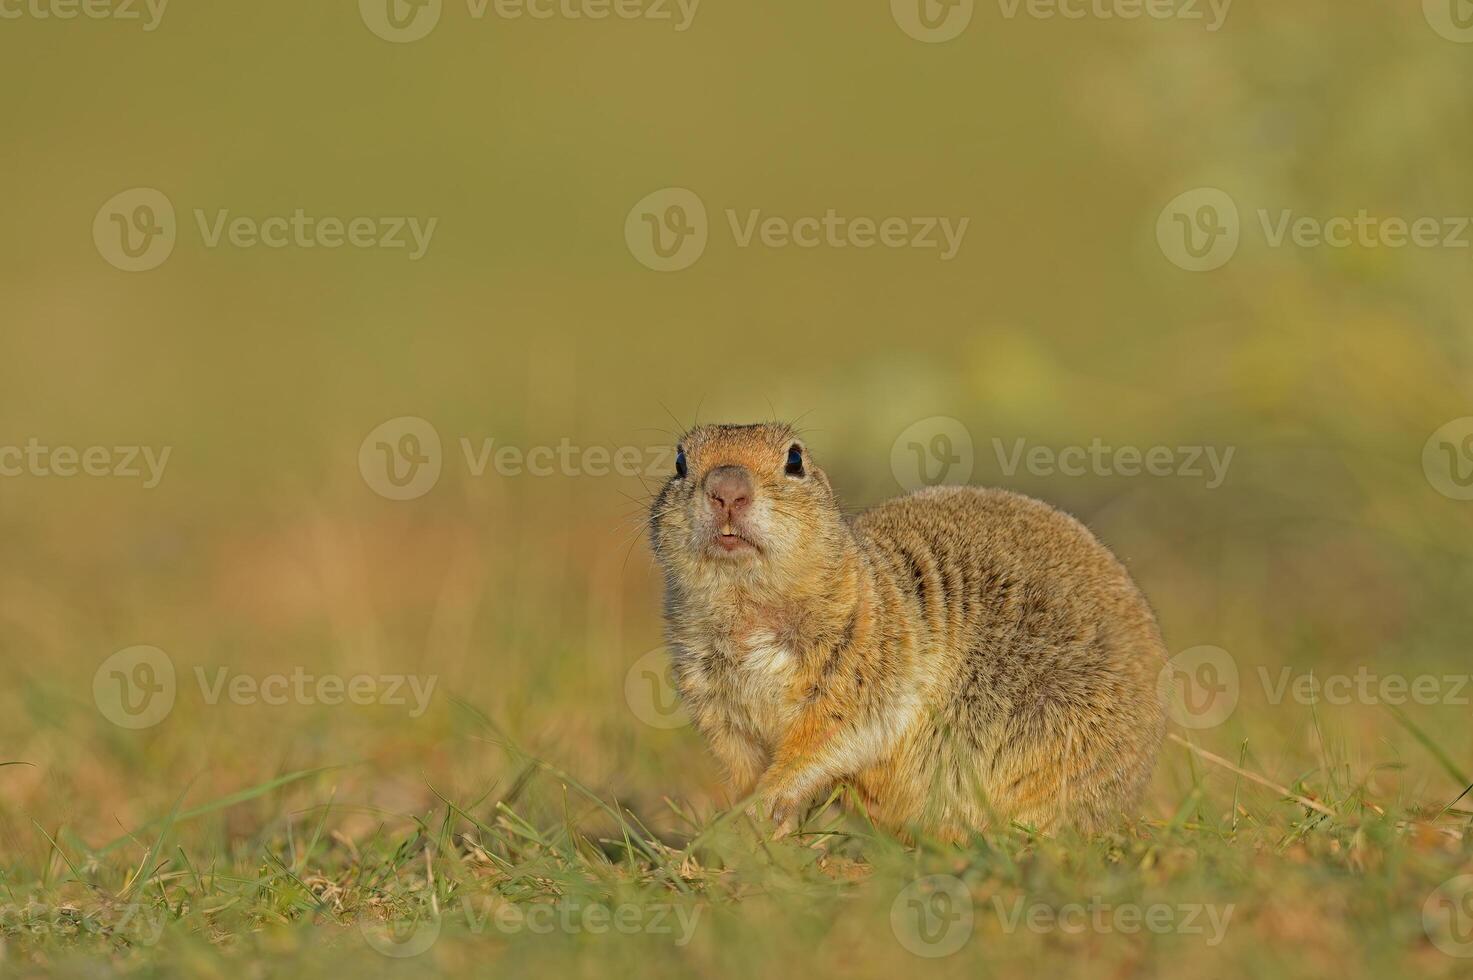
[649, 422, 1166, 837]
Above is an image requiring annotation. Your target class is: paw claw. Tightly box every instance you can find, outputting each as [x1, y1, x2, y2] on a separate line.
[760, 796, 799, 839]
[770, 812, 798, 840]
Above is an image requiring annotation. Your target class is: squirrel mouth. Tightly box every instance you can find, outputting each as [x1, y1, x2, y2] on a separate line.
[712, 523, 758, 555]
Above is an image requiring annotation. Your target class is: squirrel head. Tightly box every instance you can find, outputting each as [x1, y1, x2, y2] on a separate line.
[649, 422, 852, 599]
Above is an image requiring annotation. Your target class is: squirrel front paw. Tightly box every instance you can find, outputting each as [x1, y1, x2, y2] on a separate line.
[747, 782, 804, 839]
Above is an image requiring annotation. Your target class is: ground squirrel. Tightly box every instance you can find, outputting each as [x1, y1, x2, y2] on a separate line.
[648, 422, 1167, 838]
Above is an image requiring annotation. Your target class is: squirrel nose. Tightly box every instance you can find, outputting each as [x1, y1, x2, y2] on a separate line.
[705, 466, 753, 518]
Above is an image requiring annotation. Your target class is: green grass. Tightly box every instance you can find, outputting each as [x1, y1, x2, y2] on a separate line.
[4, 698, 1471, 980]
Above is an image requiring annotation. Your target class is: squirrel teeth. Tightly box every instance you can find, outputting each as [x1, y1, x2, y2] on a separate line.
[721, 523, 734, 536]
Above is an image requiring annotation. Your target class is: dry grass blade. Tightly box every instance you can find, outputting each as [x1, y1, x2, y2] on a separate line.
[1168, 733, 1337, 820]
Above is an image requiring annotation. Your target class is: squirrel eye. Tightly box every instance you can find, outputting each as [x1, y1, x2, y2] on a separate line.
[785, 445, 804, 477]
[675, 448, 687, 478]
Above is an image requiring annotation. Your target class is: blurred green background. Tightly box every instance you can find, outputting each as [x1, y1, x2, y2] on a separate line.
[2, 0, 1473, 974]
